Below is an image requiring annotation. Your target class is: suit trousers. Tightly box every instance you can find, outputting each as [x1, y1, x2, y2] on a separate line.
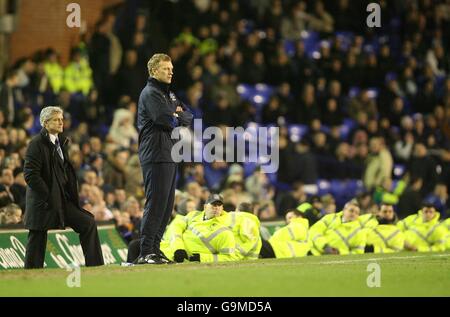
[24, 200, 104, 269]
[140, 162, 177, 256]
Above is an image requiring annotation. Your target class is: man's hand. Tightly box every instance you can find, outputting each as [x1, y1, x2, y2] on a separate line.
[323, 245, 339, 255]
[404, 242, 418, 252]
[174, 249, 188, 263]
[176, 106, 183, 112]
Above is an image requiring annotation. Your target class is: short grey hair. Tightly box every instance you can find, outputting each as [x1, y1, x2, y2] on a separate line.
[147, 53, 171, 76]
[40, 106, 63, 128]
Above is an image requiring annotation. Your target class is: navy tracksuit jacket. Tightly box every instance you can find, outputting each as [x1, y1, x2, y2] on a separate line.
[137, 77, 193, 256]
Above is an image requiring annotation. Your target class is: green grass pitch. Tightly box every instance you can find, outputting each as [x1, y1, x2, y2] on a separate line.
[1, 252, 449, 297]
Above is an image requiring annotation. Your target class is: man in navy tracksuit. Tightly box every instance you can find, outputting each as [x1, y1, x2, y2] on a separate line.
[135, 53, 193, 264]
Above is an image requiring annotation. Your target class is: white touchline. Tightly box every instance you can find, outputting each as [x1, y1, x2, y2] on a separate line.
[201, 253, 450, 269]
[311, 254, 450, 265]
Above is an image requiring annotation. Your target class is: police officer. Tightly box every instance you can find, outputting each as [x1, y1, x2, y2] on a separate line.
[135, 53, 193, 264]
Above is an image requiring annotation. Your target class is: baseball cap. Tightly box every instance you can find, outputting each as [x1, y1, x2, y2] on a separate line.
[206, 194, 224, 205]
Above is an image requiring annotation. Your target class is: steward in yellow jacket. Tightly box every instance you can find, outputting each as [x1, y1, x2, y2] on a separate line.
[365, 204, 405, 253]
[309, 200, 367, 255]
[163, 194, 240, 263]
[296, 195, 323, 226]
[267, 209, 311, 258]
[221, 209, 262, 260]
[64, 48, 93, 95]
[398, 202, 448, 252]
[443, 218, 450, 250]
[44, 49, 64, 94]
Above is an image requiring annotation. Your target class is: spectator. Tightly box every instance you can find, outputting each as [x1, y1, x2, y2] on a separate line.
[276, 182, 307, 217]
[397, 177, 424, 219]
[103, 148, 129, 190]
[107, 108, 138, 148]
[0, 203, 22, 225]
[0, 70, 19, 126]
[408, 142, 438, 196]
[364, 137, 393, 191]
[64, 48, 94, 96]
[0, 168, 16, 208]
[424, 183, 449, 219]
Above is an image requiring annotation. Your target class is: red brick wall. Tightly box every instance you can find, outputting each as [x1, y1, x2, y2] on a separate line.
[9, 0, 123, 66]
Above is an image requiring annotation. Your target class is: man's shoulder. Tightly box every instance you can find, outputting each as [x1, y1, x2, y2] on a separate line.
[28, 133, 44, 145]
[139, 83, 164, 101]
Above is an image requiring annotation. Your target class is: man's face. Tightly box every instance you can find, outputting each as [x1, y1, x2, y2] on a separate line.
[285, 211, 298, 224]
[2, 169, 14, 186]
[343, 204, 360, 222]
[379, 205, 394, 221]
[186, 201, 197, 213]
[45, 113, 64, 134]
[154, 61, 173, 84]
[84, 171, 97, 186]
[204, 202, 223, 219]
[422, 207, 436, 222]
[115, 151, 129, 167]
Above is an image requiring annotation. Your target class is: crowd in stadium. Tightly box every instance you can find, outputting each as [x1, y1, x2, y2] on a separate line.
[0, 0, 449, 258]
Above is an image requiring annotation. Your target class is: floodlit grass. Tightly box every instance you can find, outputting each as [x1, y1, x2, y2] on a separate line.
[1, 252, 449, 297]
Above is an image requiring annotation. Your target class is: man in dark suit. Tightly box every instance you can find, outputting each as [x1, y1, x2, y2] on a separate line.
[23, 106, 104, 269]
[136, 53, 193, 264]
[0, 69, 19, 127]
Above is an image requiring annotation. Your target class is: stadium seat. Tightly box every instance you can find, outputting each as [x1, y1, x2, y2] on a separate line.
[288, 124, 308, 143]
[393, 164, 406, 179]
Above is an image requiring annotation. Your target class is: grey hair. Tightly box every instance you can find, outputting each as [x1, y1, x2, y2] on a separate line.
[40, 106, 63, 128]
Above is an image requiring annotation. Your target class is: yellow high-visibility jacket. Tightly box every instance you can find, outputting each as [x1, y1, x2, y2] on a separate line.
[399, 210, 447, 252]
[44, 62, 64, 93]
[162, 211, 239, 263]
[220, 212, 262, 260]
[309, 212, 343, 255]
[269, 218, 311, 258]
[366, 224, 405, 253]
[397, 210, 439, 231]
[443, 218, 450, 250]
[358, 214, 379, 230]
[163, 211, 203, 242]
[64, 58, 93, 95]
[309, 212, 367, 255]
[324, 220, 367, 255]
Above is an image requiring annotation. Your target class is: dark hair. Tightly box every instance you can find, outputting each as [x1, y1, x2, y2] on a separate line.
[237, 202, 254, 213]
[285, 208, 303, 217]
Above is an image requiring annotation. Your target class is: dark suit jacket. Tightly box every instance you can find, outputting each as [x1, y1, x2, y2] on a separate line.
[23, 128, 92, 230]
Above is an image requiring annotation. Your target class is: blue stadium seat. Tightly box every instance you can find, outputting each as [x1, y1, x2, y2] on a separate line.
[288, 124, 308, 143]
[348, 86, 360, 98]
[204, 163, 227, 191]
[340, 118, 356, 140]
[393, 164, 406, 179]
[317, 179, 331, 195]
[366, 88, 379, 99]
[284, 40, 296, 56]
[335, 31, 354, 51]
[237, 84, 255, 101]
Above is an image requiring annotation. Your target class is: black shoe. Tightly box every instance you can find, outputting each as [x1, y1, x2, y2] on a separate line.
[134, 254, 165, 265]
[159, 251, 175, 264]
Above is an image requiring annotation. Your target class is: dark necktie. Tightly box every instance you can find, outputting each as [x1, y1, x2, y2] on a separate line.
[55, 138, 64, 161]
